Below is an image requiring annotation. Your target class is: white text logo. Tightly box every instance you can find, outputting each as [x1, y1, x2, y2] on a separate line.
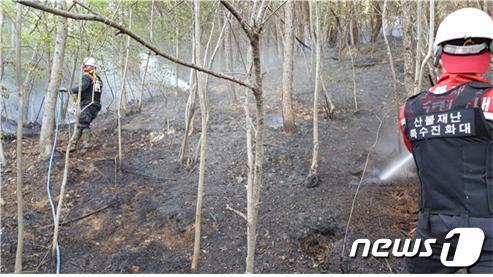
[350, 227, 485, 267]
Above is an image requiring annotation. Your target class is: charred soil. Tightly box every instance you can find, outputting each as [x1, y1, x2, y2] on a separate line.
[1, 42, 419, 273]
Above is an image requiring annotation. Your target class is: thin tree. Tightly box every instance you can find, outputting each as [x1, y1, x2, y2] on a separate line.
[13, 20, 42, 275]
[223, 10, 236, 102]
[14, 3, 23, 272]
[0, 3, 4, 165]
[382, 0, 398, 111]
[413, 0, 422, 92]
[0, 4, 3, 80]
[416, 0, 435, 94]
[137, 0, 153, 111]
[370, 1, 383, 43]
[191, 5, 230, 269]
[51, 21, 86, 258]
[281, 0, 296, 132]
[382, 0, 401, 151]
[219, 1, 269, 272]
[179, 29, 198, 165]
[191, 0, 207, 271]
[39, 0, 68, 158]
[305, 0, 321, 188]
[117, 4, 132, 167]
[120, 5, 132, 113]
[174, 0, 180, 94]
[401, 0, 415, 96]
[347, 40, 357, 111]
[348, 2, 359, 45]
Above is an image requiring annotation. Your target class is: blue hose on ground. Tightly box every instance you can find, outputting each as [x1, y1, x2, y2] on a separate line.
[46, 91, 63, 273]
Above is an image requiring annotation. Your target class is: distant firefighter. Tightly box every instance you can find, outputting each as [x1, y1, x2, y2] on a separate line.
[69, 57, 103, 151]
[399, 8, 493, 273]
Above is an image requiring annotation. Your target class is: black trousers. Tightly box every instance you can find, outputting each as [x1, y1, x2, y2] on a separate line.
[79, 102, 100, 129]
[405, 242, 493, 273]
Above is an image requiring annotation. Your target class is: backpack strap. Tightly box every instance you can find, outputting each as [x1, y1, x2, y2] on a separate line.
[84, 72, 95, 81]
[468, 81, 493, 90]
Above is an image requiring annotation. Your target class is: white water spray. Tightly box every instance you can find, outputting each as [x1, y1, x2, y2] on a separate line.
[378, 154, 414, 181]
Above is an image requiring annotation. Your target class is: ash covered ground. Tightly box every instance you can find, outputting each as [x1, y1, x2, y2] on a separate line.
[1, 40, 420, 273]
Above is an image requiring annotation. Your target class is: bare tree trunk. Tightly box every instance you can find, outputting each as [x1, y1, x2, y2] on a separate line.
[416, 0, 435, 94]
[247, 34, 265, 274]
[0, 127, 4, 164]
[191, 0, 208, 271]
[52, 77, 83, 258]
[349, 3, 359, 45]
[275, 18, 283, 61]
[120, 6, 132, 113]
[320, 78, 335, 115]
[370, 1, 382, 43]
[61, 48, 80, 124]
[224, 10, 236, 102]
[138, 54, 151, 111]
[0, 5, 4, 80]
[117, 5, 132, 167]
[246, 3, 268, 273]
[217, 2, 268, 273]
[13, 17, 41, 275]
[184, 6, 223, 166]
[137, 0, 154, 111]
[281, 0, 296, 133]
[307, 1, 321, 185]
[39, 0, 68, 158]
[0, 4, 4, 124]
[14, 3, 23, 272]
[382, 0, 398, 104]
[401, 0, 415, 97]
[383, 0, 401, 151]
[179, 31, 198, 165]
[348, 45, 357, 111]
[336, 2, 349, 56]
[413, 0, 422, 93]
[302, 0, 311, 49]
[175, 0, 180, 94]
[0, 118, 3, 164]
[308, 1, 315, 73]
[51, 21, 86, 260]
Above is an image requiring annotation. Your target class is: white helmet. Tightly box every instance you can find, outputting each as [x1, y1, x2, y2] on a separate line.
[83, 57, 97, 68]
[434, 8, 493, 51]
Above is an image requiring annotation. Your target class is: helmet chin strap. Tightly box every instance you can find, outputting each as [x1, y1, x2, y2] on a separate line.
[434, 40, 493, 68]
[434, 45, 443, 67]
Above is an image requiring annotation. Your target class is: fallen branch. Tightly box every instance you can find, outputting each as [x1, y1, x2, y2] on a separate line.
[58, 202, 113, 226]
[121, 166, 177, 181]
[225, 204, 247, 221]
[35, 249, 50, 272]
[40, 201, 114, 229]
[93, 165, 112, 186]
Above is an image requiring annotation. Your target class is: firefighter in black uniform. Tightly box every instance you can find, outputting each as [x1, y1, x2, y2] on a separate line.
[70, 57, 103, 150]
[399, 8, 493, 273]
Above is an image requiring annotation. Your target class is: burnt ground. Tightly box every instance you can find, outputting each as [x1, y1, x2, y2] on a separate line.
[1, 40, 420, 273]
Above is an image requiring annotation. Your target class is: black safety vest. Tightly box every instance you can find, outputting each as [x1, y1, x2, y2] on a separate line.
[81, 73, 103, 109]
[403, 82, 493, 218]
